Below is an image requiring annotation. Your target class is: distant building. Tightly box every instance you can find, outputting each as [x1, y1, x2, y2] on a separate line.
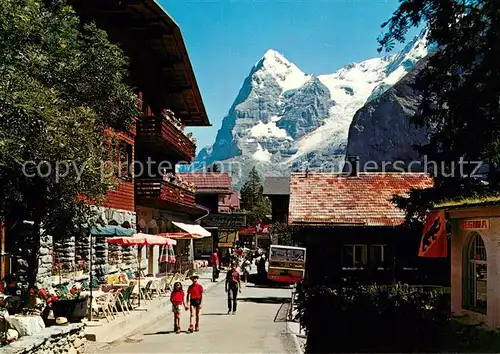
[263, 177, 290, 224]
[263, 171, 450, 285]
[179, 173, 244, 259]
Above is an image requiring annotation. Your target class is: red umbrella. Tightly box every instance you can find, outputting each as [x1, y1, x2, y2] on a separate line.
[155, 233, 202, 273]
[107, 233, 175, 246]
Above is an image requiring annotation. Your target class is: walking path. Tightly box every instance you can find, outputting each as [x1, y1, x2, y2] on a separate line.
[102, 277, 299, 353]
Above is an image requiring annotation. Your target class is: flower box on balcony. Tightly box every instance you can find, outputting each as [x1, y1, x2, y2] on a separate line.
[136, 116, 196, 161]
[136, 178, 196, 209]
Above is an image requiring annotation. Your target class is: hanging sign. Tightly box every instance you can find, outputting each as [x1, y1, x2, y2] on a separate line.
[202, 213, 246, 229]
[418, 210, 448, 258]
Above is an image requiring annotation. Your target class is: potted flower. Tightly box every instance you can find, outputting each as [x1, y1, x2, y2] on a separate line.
[163, 172, 174, 183]
[51, 285, 88, 322]
[36, 288, 59, 325]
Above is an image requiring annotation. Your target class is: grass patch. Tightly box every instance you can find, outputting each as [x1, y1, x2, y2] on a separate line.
[433, 195, 500, 209]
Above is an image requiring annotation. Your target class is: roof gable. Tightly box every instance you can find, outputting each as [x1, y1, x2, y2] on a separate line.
[289, 172, 433, 227]
[263, 177, 291, 195]
[178, 172, 232, 194]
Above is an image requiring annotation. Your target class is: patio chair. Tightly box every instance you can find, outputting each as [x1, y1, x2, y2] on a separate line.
[151, 280, 166, 298]
[54, 284, 69, 295]
[164, 274, 176, 292]
[134, 280, 152, 304]
[91, 278, 100, 289]
[140, 280, 153, 302]
[118, 285, 135, 312]
[157, 278, 168, 297]
[93, 292, 115, 322]
[115, 288, 130, 316]
[107, 289, 121, 317]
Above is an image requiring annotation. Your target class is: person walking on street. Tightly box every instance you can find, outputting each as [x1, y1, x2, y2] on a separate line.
[241, 257, 251, 283]
[170, 282, 188, 334]
[186, 274, 203, 333]
[225, 263, 241, 315]
[211, 248, 219, 282]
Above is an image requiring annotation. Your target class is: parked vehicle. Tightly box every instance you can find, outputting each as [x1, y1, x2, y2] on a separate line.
[267, 245, 306, 284]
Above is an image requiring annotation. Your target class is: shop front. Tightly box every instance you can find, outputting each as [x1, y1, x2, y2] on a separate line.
[201, 213, 246, 266]
[447, 204, 500, 328]
[136, 206, 211, 274]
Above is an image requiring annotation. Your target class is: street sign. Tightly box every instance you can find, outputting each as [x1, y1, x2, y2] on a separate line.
[202, 213, 246, 229]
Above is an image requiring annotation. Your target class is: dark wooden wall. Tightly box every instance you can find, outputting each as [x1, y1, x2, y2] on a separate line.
[298, 226, 450, 286]
[269, 195, 290, 223]
[195, 194, 219, 213]
[104, 132, 135, 212]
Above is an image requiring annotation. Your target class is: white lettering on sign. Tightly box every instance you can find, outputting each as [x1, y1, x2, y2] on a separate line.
[460, 219, 489, 230]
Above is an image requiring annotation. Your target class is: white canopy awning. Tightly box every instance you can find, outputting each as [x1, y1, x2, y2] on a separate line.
[171, 219, 211, 238]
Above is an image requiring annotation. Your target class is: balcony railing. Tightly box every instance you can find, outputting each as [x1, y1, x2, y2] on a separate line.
[135, 178, 196, 209]
[136, 115, 196, 161]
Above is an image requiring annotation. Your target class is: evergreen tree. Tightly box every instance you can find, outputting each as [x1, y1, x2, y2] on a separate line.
[378, 0, 500, 223]
[240, 167, 271, 225]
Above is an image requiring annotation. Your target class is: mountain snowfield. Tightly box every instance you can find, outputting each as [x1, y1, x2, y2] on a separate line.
[194, 30, 430, 188]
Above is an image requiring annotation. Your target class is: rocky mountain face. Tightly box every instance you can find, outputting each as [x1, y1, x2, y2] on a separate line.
[193, 30, 433, 189]
[344, 58, 431, 172]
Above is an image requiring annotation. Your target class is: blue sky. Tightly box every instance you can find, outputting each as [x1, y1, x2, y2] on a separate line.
[161, 0, 413, 151]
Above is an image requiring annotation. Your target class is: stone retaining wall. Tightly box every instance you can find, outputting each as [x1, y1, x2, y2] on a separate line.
[0, 323, 86, 354]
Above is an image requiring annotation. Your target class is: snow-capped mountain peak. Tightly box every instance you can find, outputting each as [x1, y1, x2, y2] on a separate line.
[253, 49, 311, 92]
[195, 31, 431, 189]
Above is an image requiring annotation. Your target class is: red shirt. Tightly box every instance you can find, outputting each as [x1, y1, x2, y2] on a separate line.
[210, 252, 219, 266]
[227, 269, 240, 283]
[170, 290, 184, 305]
[187, 283, 204, 300]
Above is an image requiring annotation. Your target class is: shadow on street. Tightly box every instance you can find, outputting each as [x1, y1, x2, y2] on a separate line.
[238, 296, 289, 304]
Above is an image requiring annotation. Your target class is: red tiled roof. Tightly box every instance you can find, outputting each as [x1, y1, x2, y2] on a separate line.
[219, 191, 240, 212]
[178, 172, 232, 194]
[289, 172, 434, 227]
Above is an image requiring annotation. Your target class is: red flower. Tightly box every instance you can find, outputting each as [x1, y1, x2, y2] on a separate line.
[47, 295, 59, 304]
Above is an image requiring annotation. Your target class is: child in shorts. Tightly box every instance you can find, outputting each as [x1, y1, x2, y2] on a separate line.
[170, 281, 188, 334]
[186, 274, 203, 333]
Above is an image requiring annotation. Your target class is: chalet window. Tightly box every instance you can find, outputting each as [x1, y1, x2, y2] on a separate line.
[118, 142, 132, 180]
[370, 245, 386, 267]
[464, 232, 487, 314]
[342, 245, 367, 268]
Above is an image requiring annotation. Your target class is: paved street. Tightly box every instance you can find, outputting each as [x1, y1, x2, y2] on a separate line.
[103, 277, 298, 353]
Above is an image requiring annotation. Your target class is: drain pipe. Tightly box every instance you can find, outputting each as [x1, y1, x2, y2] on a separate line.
[195, 206, 210, 223]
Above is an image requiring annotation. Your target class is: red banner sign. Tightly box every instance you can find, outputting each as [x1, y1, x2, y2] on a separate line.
[418, 210, 447, 258]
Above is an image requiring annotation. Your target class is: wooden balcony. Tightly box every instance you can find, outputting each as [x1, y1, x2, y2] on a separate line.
[136, 115, 196, 162]
[135, 178, 196, 210]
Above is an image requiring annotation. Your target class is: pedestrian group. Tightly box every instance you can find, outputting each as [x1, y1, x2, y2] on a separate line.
[169, 247, 265, 333]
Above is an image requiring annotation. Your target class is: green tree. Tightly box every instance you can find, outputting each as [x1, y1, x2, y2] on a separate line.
[0, 0, 137, 284]
[269, 222, 297, 246]
[378, 0, 500, 223]
[240, 167, 271, 226]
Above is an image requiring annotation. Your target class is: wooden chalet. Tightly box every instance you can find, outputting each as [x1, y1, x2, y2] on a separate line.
[282, 171, 450, 285]
[74, 0, 212, 275]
